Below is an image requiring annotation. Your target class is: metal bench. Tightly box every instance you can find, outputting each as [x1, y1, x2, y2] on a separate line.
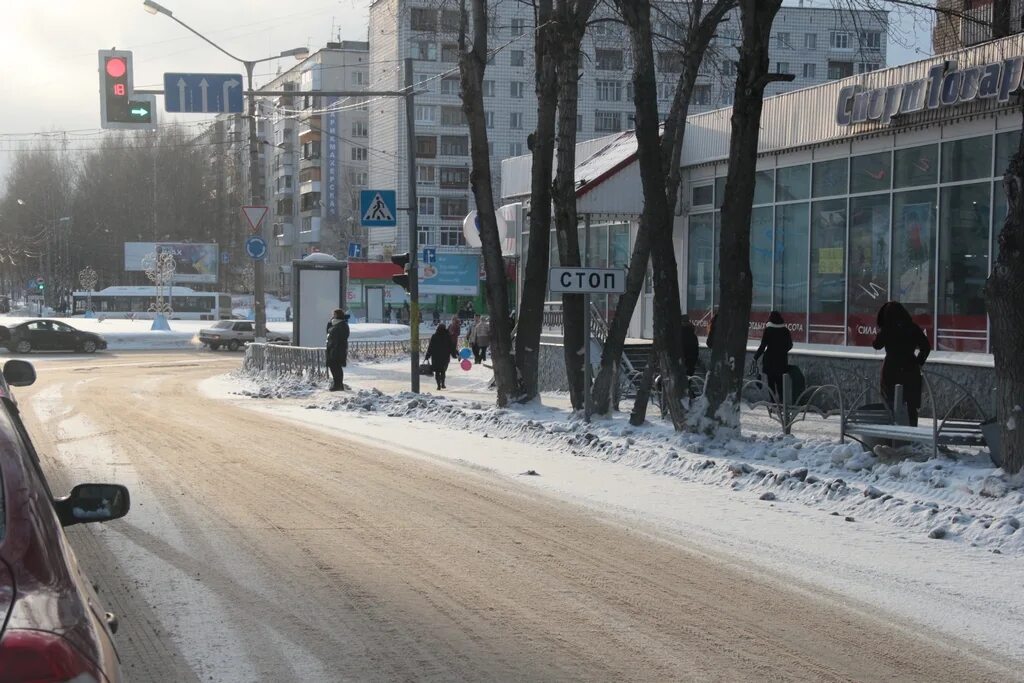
[840, 372, 999, 461]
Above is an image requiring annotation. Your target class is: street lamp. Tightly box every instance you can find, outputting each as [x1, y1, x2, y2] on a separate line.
[143, 0, 308, 339]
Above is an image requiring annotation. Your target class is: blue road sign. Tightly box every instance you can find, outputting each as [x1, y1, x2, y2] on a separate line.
[360, 190, 397, 227]
[245, 236, 268, 260]
[422, 247, 436, 264]
[164, 73, 244, 113]
[221, 251, 231, 264]
[348, 242, 363, 258]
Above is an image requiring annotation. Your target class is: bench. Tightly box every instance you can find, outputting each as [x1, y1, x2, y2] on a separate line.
[840, 372, 999, 462]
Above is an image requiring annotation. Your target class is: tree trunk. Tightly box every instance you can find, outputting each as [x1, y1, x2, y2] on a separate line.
[553, 29, 587, 411]
[984, 111, 1024, 474]
[513, 0, 558, 402]
[591, 0, 733, 417]
[618, 0, 689, 430]
[459, 0, 516, 406]
[697, 0, 783, 433]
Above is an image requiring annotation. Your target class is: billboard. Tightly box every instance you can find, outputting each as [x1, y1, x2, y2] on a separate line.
[419, 252, 480, 295]
[124, 242, 219, 283]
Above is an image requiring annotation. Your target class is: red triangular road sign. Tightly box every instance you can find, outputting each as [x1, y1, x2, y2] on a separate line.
[241, 206, 268, 233]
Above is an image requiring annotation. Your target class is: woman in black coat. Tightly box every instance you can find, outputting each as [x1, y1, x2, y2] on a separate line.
[872, 301, 931, 427]
[424, 323, 457, 390]
[753, 310, 793, 402]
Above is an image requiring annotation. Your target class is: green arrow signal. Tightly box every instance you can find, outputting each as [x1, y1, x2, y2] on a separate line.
[130, 106, 149, 117]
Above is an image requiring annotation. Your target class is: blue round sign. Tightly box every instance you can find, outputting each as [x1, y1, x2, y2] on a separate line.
[245, 236, 267, 260]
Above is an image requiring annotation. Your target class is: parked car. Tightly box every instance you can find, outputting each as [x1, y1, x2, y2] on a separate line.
[0, 359, 130, 680]
[198, 320, 290, 351]
[0, 320, 108, 354]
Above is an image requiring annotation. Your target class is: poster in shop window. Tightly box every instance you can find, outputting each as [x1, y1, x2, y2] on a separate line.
[897, 202, 932, 304]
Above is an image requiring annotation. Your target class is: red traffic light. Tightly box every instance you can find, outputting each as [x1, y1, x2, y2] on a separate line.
[105, 57, 127, 79]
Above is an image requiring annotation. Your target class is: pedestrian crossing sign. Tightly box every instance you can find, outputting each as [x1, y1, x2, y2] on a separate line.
[360, 190, 397, 227]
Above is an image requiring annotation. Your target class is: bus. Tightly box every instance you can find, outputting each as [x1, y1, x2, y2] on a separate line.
[71, 286, 234, 320]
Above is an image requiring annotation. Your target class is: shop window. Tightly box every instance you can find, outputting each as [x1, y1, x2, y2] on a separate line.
[892, 189, 937, 331]
[942, 135, 992, 183]
[687, 213, 715, 315]
[750, 206, 774, 320]
[847, 193, 891, 345]
[938, 183, 990, 351]
[812, 158, 848, 198]
[774, 203, 809, 341]
[754, 170, 775, 205]
[893, 144, 938, 189]
[692, 184, 714, 207]
[850, 151, 891, 194]
[715, 176, 727, 208]
[995, 130, 1021, 176]
[809, 199, 847, 344]
[775, 164, 810, 202]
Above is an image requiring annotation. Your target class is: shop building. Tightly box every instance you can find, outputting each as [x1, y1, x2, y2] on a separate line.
[503, 33, 1024, 362]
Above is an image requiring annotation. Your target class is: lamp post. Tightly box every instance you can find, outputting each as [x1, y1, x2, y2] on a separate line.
[143, 0, 308, 340]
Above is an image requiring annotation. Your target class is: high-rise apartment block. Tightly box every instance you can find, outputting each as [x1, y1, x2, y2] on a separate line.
[367, 0, 887, 258]
[933, 0, 1024, 54]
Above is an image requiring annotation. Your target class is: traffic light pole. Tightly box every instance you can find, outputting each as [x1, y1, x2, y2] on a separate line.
[405, 58, 420, 394]
[245, 60, 268, 341]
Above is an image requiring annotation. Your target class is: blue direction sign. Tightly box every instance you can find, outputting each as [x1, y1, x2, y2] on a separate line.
[220, 251, 231, 264]
[348, 242, 363, 258]
[245, 236, 268, 260]
[360, 190, 397, 227]
[164, 73, 244, 113]
[422, 247, 436, 264]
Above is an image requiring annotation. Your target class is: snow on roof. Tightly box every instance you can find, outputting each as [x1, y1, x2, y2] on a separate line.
[573, 131, 639, 198]
[303, 252, 338, 262]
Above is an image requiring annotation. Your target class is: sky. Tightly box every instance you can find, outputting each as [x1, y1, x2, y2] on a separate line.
[0, 0, 928, 184]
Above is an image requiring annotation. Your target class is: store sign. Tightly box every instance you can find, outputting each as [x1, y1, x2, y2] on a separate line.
[836, 57, 1024, 126]
[326, 97, 339, 220]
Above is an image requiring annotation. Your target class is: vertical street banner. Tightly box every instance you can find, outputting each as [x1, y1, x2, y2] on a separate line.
[326, 97, 340, 220]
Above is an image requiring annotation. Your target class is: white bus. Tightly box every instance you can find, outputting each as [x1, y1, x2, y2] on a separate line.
[71, 286, 233, 320]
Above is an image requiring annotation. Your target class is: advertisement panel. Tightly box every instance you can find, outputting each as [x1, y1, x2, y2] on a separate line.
[419, 252, 480, 295]
[326, 96, 340, 220]
[124, 242, 219, 283]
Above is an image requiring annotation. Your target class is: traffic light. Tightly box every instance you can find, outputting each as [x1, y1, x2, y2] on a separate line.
[98, 50, 155, 129]
[391, 252, 411, 292]
[36, 281, 44, 292]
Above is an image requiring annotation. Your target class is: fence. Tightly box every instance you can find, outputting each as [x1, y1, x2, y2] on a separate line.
[243, 338, 429, 380]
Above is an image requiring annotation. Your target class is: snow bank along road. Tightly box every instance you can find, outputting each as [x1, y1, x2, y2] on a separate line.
[20, 352, 1020, 682]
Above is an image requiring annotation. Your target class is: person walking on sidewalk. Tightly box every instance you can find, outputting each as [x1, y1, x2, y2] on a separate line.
[425, 323, 457, 390]
[447, 316, 462, 350]
[471, 316, 491, 364]
[872, 301, 931, 427]
[752, 311, 793, 403]
[325, 309, 350, 391]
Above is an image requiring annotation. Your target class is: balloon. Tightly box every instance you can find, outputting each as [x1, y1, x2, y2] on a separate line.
[460, 359, 473, 371]
[459, 347, 472, 360]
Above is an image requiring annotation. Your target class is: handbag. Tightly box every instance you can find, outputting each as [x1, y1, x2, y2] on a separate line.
[418, 362, 434, 376]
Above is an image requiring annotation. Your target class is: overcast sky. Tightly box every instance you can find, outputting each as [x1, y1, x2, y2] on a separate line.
[0, 0, 927, 184]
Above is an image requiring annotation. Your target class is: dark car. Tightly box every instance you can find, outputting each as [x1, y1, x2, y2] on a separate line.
[0, 320, 108, 354]
[0, 359, 129, 680]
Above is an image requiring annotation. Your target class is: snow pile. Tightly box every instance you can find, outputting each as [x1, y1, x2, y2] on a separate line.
[295, 387, 1024, 556]
[231, 372, 320, 399]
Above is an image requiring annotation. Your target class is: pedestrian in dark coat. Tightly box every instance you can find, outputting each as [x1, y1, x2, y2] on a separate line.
[325, 309, 350, 391]
[872, 301, 931, 427]
[447, 316, 462, 349]
[753, 310, 793, 402]
[705, 312, 718, 349]
[424, 324, 457, 390]
[681, 314, 699, 376]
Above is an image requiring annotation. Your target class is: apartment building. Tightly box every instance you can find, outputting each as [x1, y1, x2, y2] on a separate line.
[366, 0, 887, 258]
[216, 42, 371, 297]
[933, 0, 1024, 53]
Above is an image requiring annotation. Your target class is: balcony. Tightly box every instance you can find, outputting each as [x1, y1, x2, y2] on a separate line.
[298, 216, 321, 243]
[299, 155, 321, 171]
[300, 180, 321, 195]
[299, 128, 321, 145]
[274, 222, 295, 247]
[299, 115, 322, 136]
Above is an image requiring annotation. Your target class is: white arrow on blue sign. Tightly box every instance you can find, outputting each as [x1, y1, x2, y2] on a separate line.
[348, 243, 363, 258]
[245, 236, 268, 260]
[422, 247, 436, 264]
[164, 73, 244, 113]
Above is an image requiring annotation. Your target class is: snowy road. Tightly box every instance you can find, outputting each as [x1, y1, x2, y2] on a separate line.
[19, 352, 1020, 682]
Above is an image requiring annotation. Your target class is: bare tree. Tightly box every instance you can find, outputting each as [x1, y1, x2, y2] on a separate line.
[591, 0, 735, 419]
[696, 0, 787, 433]
[458, 0, 518, 406]
[514, 0, 559, 402]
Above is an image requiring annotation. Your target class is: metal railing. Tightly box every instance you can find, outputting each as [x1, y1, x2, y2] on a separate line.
[243, 338, 428, 379]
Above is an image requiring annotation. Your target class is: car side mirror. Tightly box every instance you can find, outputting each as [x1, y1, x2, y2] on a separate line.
[54, 484, 130, 527]
[3, 360, 35, 387]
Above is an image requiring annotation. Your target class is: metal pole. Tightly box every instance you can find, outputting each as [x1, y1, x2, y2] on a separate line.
[246, 61, 268, 341]
[584, 213, 591, 421]
[405, 58, 420, 393]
